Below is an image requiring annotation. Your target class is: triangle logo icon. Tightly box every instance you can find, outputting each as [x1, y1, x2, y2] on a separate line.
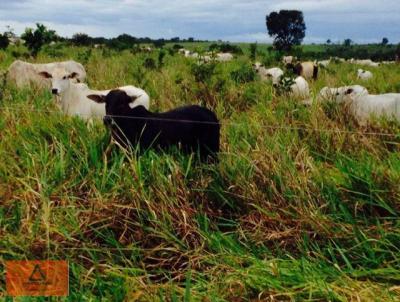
[28, 264, 47, 282]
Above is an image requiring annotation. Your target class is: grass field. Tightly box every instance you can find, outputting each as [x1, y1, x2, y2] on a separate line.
[0, 43, 400, 301]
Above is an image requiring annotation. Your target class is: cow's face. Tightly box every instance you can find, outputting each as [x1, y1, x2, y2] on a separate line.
[252, 62, 264, 72]
[38, 69, 80, 95]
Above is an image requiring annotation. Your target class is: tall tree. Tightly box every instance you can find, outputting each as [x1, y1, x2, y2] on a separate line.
[266, 10, 306, 51]
[382, 37, 389, 46]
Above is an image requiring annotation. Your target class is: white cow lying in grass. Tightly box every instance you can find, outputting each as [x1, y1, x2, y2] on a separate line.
[350, 59, 380, 67]
[215, 53, 233, 62]
[357, 69, 373, 80]
[275, 76, 310, 101]
[253, 62, 284, 84]
[38, 70, 149, 121]
[7, 60, 86, 88]
[318, 85, 400, 124]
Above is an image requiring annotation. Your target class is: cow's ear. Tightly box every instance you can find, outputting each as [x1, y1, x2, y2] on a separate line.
[87, 94, 106, 103]
[68, 72, 79, 79]
[38, 71, 52, 79]
[128, 95, 141, 108]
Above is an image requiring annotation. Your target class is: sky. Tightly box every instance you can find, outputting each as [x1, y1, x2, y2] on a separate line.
[0, 0, 399, 44]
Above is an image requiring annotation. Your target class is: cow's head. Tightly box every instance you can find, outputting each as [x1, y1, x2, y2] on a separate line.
[38, 69, 80, 96]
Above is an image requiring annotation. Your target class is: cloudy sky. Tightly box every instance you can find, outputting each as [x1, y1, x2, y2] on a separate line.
[0, 0, 399, 44]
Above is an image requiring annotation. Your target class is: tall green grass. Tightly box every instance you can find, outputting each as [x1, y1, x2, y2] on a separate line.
[0, 44, 399, 301]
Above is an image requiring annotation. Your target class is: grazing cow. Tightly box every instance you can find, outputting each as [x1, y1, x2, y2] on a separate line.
[318, 85, 367, 103]
[319, 85, 400, 124]
[215, 53, 233, 62]
[357, 69, 373, 80]
[282, 56, 295, 65]
[38, 70, 149, 120]
[87, 90, 220, 161]
[253, 63, 284, 84]
[7, 60, 86, 88]
[350, 59, 380, 67]
[342, 87, 400, 124]
[318, 59, 331, 68]
[289, 61, 318, 80]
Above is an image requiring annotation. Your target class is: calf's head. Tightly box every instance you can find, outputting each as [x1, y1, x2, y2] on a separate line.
[38, 69, 80, 95]
[87, 90, 141, 126]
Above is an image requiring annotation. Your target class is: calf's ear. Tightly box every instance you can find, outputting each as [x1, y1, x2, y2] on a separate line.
[128, 95, 141, 108]
[38, 71, 52, 79]
[68, 72, 79, 79]
[87, 94, 106, 103]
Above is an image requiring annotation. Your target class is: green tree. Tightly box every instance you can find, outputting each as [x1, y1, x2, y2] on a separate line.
[71, 33, 92, 46]
[266, 10, 306, 51]
[343, 38, 353, 47]
[382, 37, 389, 46]
[21, 23, 56, 56]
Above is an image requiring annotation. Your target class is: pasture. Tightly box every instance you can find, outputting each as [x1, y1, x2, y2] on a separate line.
[0, 43, 400, 301]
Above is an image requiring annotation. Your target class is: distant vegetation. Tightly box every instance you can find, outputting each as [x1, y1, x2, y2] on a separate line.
[1, 23, 398, 62]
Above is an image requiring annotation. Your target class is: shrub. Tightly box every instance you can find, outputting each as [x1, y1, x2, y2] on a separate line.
[0, 33, 9, 50]
[21, 23, 57, 56]
[71, 33, 92, 46]
[249, 43, 257, 61]
[209, 43, 243, 54]
[230, 65, 256, 84]
[158, 49, 167, 69]
[143, 57, 157, 70]
[190, 62, 217, 83]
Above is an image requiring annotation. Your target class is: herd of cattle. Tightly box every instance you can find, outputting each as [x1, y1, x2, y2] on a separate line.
[2, 50, 400, 160]
[253, 55, 400, 125]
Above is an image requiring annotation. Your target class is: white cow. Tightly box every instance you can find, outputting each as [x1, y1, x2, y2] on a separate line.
[276, 76, 310, 101]
[291, 61, 318, 80]
[282, 56, 295, 65]
[343, 88, 400, 124]
[253, 63, 284, 84]
[38, 70, 149, 121]
[289, 76, 310, 99]
[7, 60, 86, 88]
[319, 85, 400, 124]
[318, 85, 368, 103]
[215, 53, 233, 62]
[357, 69, 373, 80]
[318, 60, 331, 68]
[351, 59, 380, 67]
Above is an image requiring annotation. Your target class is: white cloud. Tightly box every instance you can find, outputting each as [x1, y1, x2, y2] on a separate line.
[0, 0, 398, 43]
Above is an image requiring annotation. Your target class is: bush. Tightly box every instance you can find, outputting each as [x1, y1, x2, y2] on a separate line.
[21, 23, 57, 56]
[158, 49, 167, 69]
[143, 57, 157, 70]
[173, 44, 184, 50]
[41, 43, 65, 58]
[190, 62, 217, 83]
[0, 33, 9, 50]
[71, 33, 92, 46]
[209, 43, 243, 54]
[249, 43, 257, 61]
[77, 49, 92, 65]
[230, 64, 256, 84]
